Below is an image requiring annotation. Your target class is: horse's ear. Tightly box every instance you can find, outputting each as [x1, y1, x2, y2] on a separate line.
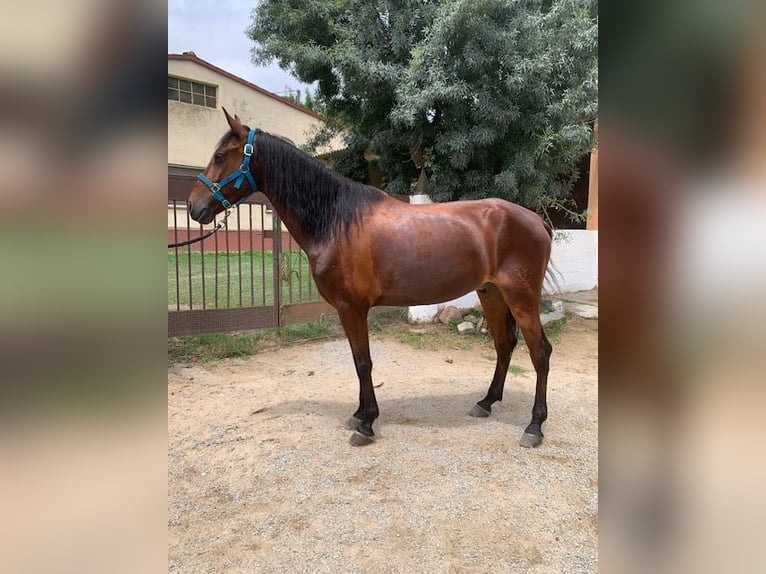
[222, 107, 234, 127]
[222, 108, 246, 138]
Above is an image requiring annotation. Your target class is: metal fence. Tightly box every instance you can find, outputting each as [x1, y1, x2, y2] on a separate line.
[167, 176, 333, 336]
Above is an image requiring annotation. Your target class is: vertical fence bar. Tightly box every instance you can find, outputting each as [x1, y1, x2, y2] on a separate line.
[307, 246, 313, 301]
[292, 244, 297, 302]
[172, 201, 180, 311]
[214, 218, 219, 309]
[185, 204, 193, 309]
[289, 235, 294, 303]
[200, 218, 206, 310]
[295, 241, 300, 302]
[237, 205, 243, 308]
[284, 234, 290, 304]
[249, 203, 255, 306]
[298, 248, 303, 302]
[261, 206, 266, 305]
[292, 237, 298, 303]
[225, 216, 231, 308]
[272, 214, 281, 324]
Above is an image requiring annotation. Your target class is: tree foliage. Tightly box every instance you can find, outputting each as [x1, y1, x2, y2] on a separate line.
[248, 0, 597, 211]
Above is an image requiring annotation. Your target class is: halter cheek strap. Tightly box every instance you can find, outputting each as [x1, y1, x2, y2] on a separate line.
[197, 128, 259, 209]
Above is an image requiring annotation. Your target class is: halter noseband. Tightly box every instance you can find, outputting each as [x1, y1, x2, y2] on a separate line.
[196, 128, 259, 209]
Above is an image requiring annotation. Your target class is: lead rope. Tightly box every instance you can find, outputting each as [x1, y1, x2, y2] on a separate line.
[167, 207, 234, 249]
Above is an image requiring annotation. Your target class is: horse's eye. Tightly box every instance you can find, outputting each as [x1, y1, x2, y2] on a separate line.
[214, 153, 225, 164]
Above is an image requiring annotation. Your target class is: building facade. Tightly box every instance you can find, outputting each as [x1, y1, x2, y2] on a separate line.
[169, 51, 341, 169]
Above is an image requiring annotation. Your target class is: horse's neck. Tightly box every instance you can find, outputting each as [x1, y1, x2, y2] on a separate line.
[259, 145, 334, 252]
[269, 204, 314, 253]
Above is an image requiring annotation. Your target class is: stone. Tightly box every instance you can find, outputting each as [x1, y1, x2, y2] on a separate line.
[169, 364, 197, 380]
[542, 299, 565, 313]
[463, 314, 480, 325]
[566, 302, 598, 319]
[456, 321, 476, 334]
[437, 306, 463, 324]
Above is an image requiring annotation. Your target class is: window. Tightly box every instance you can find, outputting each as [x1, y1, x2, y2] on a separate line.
[168, 76, 217, 108]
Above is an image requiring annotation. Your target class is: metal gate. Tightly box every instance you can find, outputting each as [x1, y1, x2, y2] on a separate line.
[167, 173, 334, 337]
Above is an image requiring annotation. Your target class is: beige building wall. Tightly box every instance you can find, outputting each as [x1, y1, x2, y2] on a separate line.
[169, 57, 342, 168]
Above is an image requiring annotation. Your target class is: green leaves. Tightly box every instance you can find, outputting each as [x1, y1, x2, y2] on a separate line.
[248, 0, 597, 213]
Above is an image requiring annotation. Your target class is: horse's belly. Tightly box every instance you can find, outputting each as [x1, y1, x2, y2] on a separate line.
[373, 256, 486, 306]
[374, 284, 480, 306]
[366, 205, 501, 306]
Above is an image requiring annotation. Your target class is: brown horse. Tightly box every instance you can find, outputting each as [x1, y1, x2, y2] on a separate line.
[188, 109, 554, 448]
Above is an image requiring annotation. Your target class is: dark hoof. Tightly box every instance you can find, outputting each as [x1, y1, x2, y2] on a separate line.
[344, 417, 363, 431]
[519, 432, 543, 448]
[349, 431, 375, 447]
[469, 404, 491, 418]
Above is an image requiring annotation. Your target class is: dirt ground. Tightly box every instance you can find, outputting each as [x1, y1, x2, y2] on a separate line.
[168, 316, 598, 573]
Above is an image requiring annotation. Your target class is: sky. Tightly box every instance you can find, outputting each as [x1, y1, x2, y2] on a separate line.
[167, 0, 313, 98]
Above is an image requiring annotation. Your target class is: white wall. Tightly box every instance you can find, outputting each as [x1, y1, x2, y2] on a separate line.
[407, 228, 598, 323]
[548, 229, 599, 293]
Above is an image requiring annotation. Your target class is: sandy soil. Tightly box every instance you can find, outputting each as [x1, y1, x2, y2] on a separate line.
[168, 317, 598, 573]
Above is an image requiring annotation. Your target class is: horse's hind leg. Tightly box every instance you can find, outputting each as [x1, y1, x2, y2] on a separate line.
[469, 284, 518, 417]
[498, 283, 553, 448]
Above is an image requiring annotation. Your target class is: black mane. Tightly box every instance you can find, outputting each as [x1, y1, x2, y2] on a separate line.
[250, 131, 385, 242]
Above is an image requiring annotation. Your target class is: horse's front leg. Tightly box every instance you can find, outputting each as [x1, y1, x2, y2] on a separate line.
[337, 303, 378, 446]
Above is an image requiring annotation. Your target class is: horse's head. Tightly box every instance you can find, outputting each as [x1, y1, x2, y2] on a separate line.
[188, 108, 260, 224]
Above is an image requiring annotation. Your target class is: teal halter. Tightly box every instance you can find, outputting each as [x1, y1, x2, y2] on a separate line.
[196, 128, 259, 209]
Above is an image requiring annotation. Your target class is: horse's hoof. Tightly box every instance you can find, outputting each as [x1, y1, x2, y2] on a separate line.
[344, 417, 363, 431]
[349, 431, 375, 447]
[519, 432, 543, 448]
[469, 404, 491, 418]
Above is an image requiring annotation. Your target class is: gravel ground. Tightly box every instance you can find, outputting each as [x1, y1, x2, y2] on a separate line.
[168, 317, 597, 573]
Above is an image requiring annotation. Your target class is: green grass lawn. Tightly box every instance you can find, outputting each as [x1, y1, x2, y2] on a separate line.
[168, 250, 319, 309]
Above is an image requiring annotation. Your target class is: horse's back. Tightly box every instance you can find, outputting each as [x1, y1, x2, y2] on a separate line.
[374, 196, 551, 254]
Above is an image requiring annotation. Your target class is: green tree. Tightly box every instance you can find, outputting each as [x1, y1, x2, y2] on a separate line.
[248, 0, 597, 214]
[303, 90, 315, 111]
[301, 88, 327, 115]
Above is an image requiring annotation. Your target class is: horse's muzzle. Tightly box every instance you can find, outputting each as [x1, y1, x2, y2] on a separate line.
[189, 201, 215, 225]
